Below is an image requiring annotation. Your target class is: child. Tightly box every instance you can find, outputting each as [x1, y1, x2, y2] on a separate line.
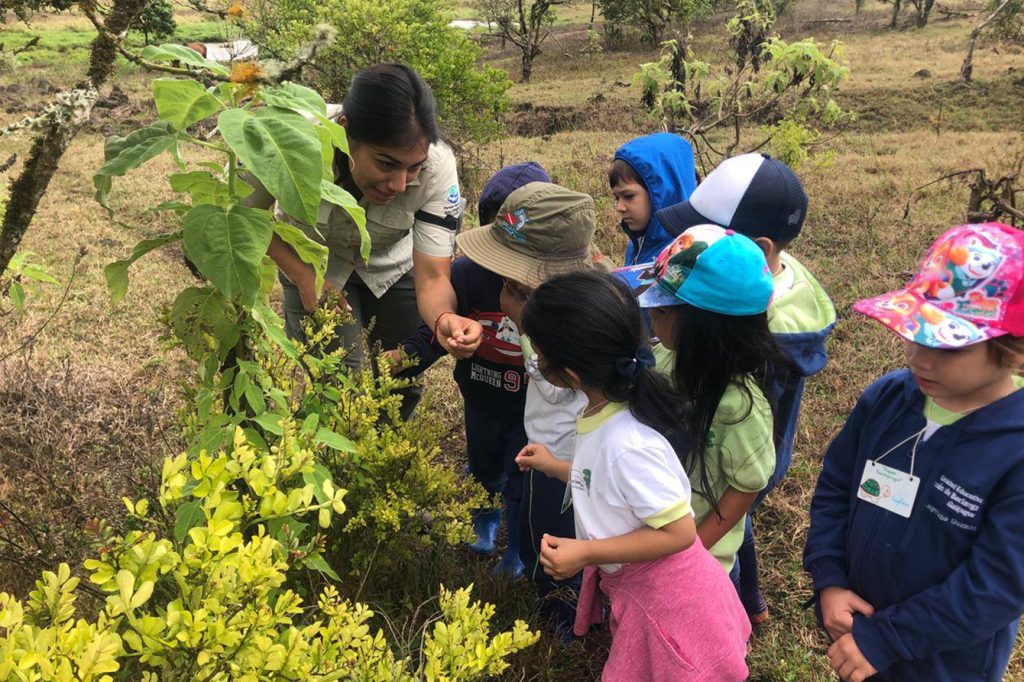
[615, 225, 781, 577]
[515, 270, 750, 680]
[457, 182, 603, 635]
[390, 162, 551, 577]
[804, 222, 1024, 682]
[610, 132, 697, 266]
[656, 152, 836, 622]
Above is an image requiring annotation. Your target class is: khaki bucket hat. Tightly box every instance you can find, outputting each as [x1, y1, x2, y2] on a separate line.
[456, 182, 597, 289]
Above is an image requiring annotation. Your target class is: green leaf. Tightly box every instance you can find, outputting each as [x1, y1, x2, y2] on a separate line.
[140, 44, 231, 77]
[94, 122, 179, 212]
[314, 428, 358, 453]
[217, 107, 322, 227]
[173, 500, 203, 543]
[258, 82, 327, 117]
[302, 552, 341, 581]
[8, 282, 25, 313]
[319, 181, 369, 262]
[182, 204, 273, 307]
[251, 303, 298, 360]
[316, 125, 334, 179]
[104, 232, 182, 305]
[169, 286, 240, 361]
[271, 221, 327, 295]
[145, 200, 191, 215]
[153, 78, 223, 130]
[251, 412, 284, 435]
[19, 265, 58, 284]
[313, 113, 349, 155]
[301, 413, 319, 433]
[302, 463, 333, 504]
[169, 171, 250, 206]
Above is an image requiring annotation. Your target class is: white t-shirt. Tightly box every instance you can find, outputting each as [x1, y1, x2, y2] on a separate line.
[570, 402, 693, 573]
[521, 335, 588, 462]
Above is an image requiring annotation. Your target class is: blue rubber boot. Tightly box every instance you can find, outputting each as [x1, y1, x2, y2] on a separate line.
[469, 509, 500, 555]
[493, 501, 525, 579]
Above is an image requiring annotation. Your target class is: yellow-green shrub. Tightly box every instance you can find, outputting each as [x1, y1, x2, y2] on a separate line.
[0, 427, 537, 681]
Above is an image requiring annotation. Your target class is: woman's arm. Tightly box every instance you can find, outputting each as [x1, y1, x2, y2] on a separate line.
[413, 251, 482, 359]
[696, 486, 758, 550]
[268, 234, 345, 313]
[539, 516, 696, 580]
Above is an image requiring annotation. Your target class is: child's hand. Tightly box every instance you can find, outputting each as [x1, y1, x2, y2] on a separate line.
[381, 349, 403, 375]
[819, 587, 875, 641]
[539, 534, 588, 580]
[827, 633, 878, 682]
[515, 443, 556, 475]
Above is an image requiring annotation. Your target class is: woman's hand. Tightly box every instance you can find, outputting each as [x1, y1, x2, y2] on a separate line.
[298, 276, 350, 314]
[435, 312, 482, 358]
[828, 633, 878, 682]
[540, 534, 589, 580]
[819, 587, 875, 641]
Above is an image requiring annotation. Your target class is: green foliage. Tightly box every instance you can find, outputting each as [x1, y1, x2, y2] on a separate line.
[634, 24, 851, 167]
[0, 48, 17, 74]
[991, 0, 1024, 41]
[597, 0, 711, 45]
[0, 427, 539, 679]
[132, 0, 178, 46]
[1, 251, 58, 316]
[244, 0, 512, 143]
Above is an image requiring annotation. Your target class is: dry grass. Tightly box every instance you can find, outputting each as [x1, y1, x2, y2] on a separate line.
[1, 0, 1024, 678]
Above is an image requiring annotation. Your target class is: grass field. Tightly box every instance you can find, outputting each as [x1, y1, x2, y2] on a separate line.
[2, 0, 1024, 679]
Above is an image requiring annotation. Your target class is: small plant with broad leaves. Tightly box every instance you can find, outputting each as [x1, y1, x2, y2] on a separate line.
[1, 252, 58, 317]
[0, 427, 539, 680]
[634, 0, 851, 168]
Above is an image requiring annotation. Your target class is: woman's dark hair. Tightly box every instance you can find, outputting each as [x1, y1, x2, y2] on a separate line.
[667, 304, 785, 517]
[608, 158, 643, 188]
[342, 63, 439, 147]
[521, 270, 692, 458]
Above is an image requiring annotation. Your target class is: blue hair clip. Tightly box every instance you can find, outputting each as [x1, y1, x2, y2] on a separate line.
[615, 344, 656, 379]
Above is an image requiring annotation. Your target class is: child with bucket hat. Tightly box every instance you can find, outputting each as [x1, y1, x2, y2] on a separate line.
[804, 222, 1024, 682]
[615, 225, 784, 580]
[457, 181, 608, 636]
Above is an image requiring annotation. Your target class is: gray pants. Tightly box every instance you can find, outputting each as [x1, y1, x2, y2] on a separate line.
[280, 270, 423, 419]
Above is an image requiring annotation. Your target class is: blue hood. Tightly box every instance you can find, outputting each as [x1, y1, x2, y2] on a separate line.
[614, 133, 697, 265]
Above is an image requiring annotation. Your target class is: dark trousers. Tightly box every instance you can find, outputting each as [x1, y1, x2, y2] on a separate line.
[464, 401, 526, 505]
[519, 469, 581, 628]
[280, 270, 422, 419]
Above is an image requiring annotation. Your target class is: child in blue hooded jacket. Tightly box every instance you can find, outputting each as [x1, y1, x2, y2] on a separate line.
[609, 132, 697, 266]
[804, 221, 1024, 682]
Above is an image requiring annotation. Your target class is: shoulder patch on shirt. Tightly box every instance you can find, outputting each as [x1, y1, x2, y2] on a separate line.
[415, 210, 459, 232]
[443, 184, 462, 217]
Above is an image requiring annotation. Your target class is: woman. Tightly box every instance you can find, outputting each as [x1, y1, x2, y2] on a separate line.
[253, 63, 482, 414]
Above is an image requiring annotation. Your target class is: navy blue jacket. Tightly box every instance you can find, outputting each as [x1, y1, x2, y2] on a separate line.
[614, 133, 697, 266]
[804, 370, 1024, 682]
[399, 257, 527, 409]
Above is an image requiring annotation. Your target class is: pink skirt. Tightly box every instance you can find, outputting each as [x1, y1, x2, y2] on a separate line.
[575, 537, 750, 681]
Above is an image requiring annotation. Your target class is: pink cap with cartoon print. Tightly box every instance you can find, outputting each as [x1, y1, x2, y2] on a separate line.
[854, 222, 1024, 349]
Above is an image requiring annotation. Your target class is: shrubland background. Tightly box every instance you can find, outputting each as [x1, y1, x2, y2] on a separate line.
[1, 0, 1023, 678]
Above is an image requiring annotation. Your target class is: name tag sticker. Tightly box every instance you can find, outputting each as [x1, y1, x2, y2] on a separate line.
[857, 460, 920, 519]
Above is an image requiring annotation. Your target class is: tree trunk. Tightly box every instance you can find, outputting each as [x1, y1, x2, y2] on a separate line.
[960, 0, 1016, 83]
[521, 50, 532, 81]
[915, 0, 934, 27]
[0, 0, 149, 279]
[890, 0, 902, 28]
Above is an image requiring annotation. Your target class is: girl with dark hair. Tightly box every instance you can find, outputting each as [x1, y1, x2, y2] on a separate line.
[618, 224, 782, 580]
[514, 270, 750, 681]
[252, 63, 481, 416]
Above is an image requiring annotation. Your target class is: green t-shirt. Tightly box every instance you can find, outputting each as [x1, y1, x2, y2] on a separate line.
[653, 343, 775, 572]
[923, 375, 1024, 428]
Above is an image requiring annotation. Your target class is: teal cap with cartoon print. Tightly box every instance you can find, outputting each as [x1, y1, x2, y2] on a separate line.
[614, 224, 774, 315]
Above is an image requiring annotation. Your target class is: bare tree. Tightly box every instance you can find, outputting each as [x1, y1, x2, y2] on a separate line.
[475, 0, 564, 81]
[960, 0, 1016, 82]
